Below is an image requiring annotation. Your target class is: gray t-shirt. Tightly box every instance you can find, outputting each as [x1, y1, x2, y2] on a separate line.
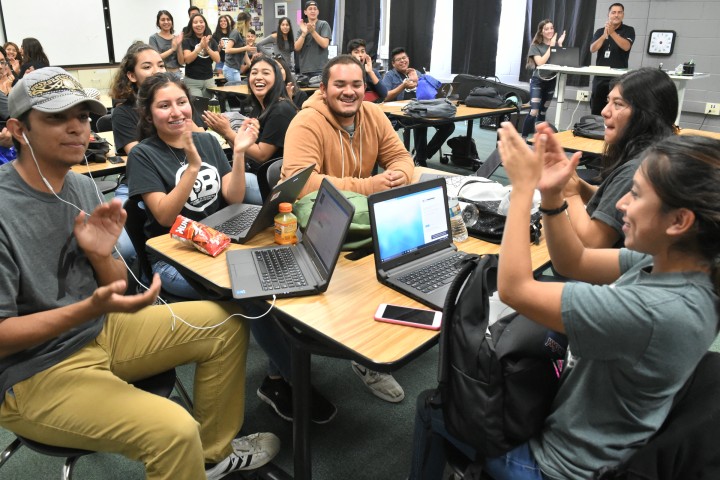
[528, 43, 555, 80]
[224, 29, 246, 71]
[531, 249, 718, 479]
[295, 20, 331, 74]
[586, 156, 641, 245]
[0, 91, 8, 120]
[0, 164, 105, 405]
[149, 33, 180, 69]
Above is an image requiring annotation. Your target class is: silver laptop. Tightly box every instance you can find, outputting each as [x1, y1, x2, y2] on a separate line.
[368, 178, 468, 310]
[226, 179, 354, 300]
[203, 164, 313, 244]
[548, 47, 581, 68]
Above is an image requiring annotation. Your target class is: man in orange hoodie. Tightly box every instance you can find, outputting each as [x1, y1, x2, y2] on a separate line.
[281, 55, 413, 403]
[281, 55, 414, 198]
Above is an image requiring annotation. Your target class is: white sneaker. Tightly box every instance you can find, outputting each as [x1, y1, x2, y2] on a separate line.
[205, 432, 280, 480]
[351, 361, 405, 403]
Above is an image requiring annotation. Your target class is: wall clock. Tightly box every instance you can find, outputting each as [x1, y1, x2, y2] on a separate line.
[647, 30, 676, 56]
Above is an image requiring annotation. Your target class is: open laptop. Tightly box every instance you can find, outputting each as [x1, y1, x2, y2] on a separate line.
[436, 82, 460, 99]
[548, 47, 581, 68]
[203, 164, 313, 244]
[226, 179, 354, 300]
[368, 178, 468, 310]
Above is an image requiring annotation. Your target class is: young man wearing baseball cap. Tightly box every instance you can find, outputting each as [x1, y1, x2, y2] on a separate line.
[294, 0, 332, 77]
[0, 67, 279, 480]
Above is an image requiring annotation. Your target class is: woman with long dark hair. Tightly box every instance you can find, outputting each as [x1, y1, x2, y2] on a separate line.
[540, 67, 678, 248]
[3, 42, 22, 77]
[149, 10, 182, 76]
[18, 37, 49, 78]
[256, 16, 295, 68]
[521, 19, 565, 137]
[181, 13, 220, 98]
[411, 127, 720, 480]
[212, 14, 235, 75]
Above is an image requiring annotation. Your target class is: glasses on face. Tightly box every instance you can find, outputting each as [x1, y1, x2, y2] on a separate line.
[393, 56, 409, 63]
[0, 61, 7, 66]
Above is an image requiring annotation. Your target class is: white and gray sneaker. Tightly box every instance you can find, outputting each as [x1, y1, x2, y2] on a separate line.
[351, 360, 405, 403]
[205, 432, 281, 480]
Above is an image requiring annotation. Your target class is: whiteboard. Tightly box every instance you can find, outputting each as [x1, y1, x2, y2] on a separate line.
[0, 0, 190, 66]
[1, 0, 108, 66]
[110, 0, 190, 63]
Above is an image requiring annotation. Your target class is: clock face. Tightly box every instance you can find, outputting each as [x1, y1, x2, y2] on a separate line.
[648, 30, 676, 56]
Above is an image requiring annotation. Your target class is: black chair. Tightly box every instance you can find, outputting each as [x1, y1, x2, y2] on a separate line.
[255, 157, 283, 201]
[95, 113, 113, 133]
[0, 369, 185, 480]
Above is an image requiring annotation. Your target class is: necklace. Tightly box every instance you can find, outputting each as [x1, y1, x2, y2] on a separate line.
[165, 142, 187, 167]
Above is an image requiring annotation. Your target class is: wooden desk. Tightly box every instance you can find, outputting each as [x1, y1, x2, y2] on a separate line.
[70, 131, 127, 177]
[145, 166, 550, 480]
[209, 83, 249, 95]
[530, 128, 720, 157]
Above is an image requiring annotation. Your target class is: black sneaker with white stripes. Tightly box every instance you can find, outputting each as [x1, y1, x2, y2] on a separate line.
[205, 432, 280, 480]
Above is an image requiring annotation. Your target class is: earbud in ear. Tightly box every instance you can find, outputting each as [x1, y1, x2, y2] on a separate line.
[22, 131, 30, 145]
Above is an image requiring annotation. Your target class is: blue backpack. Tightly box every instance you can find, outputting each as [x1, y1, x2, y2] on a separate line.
[416, 74, 441, 100]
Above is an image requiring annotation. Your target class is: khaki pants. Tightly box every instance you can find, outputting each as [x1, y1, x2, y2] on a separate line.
[0, 301, 249, 480]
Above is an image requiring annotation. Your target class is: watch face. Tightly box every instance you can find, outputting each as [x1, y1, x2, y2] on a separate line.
[648, 30, 676, 56]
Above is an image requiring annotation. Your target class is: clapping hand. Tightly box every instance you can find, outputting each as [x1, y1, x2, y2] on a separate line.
[180, 129, 202, 170]
[74, 199, 126, 258]
[533, 123, 582, 196]
[558, 31, 566, 47]
[233, 118, 260, 154]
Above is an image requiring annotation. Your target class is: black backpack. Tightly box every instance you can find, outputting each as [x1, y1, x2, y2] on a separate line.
[434, 254, 567, 459]
[464, 86, 520, 110]
[446, 136, 479, 168]
[573, 114, 606, 140]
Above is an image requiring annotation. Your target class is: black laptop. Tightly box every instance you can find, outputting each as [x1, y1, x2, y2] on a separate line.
[548, 47, 581, 68]
[436, 82, 460, 99]
[368, 178, 468, 310]
[203, 164, 313, 243]
[226, 179, 354, 300]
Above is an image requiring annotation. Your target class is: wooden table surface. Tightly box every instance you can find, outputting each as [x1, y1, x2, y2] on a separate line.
[146, 167, 551, 366]
[70, 131, 127, 176]
[379, 100, 517, 122]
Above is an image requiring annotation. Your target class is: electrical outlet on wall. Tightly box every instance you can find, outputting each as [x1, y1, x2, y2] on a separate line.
[576, 90, 590, 102]
[705, 103, 720, 115]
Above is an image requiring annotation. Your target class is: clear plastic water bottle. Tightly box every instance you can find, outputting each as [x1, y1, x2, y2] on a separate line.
[448, 197, 468, 242]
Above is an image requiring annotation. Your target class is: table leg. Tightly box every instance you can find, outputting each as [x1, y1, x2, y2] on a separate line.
[553, 73, 568, 127]
[291, 341, 312, 480]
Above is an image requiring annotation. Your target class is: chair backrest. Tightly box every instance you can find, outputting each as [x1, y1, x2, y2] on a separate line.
[95, 114, 113, 133]
[255, 157, 283, 201]
[123, 195, 153, 283]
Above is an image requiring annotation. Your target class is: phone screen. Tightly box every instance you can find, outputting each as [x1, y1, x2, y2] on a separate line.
[381, 305, 437, 325]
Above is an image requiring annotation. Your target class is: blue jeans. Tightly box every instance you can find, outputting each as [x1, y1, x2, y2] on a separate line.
[522, 75, 557, 137]
[409, 391, 547, 480]
[151, 260, 291, 379]
[114, 183, 137, 265]
[223, 65, 242, 84]
[244, 172, 262, 205]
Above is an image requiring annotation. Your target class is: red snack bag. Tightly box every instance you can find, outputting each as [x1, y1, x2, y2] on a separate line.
[170, 215, 231, 257]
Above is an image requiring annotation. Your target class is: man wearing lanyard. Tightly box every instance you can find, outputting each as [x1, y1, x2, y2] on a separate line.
[589, 3, 635, 115]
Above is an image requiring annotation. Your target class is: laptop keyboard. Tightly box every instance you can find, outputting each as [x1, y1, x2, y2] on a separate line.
[255, 248, 308, 291]
[398, 253, 466, 294]
[216, 206, 262, 236]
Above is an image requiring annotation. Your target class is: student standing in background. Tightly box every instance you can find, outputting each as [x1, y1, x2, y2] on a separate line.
[522, 19, 565, 138]
[294, 1, 331, 77]
[149, 10, 182, 77]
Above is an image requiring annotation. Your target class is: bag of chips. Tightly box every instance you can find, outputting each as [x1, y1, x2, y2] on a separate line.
[170, 215, 230, 257]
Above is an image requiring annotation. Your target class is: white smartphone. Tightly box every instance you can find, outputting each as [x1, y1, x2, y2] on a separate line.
[374, 304, 442, 330]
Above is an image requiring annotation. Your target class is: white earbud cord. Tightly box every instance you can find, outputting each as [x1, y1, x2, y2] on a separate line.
[23, 131, 275, 330]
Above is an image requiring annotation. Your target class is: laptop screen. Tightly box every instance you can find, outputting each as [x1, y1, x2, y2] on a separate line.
[373, 184, 450, 264]
[304, 187, 350, 271]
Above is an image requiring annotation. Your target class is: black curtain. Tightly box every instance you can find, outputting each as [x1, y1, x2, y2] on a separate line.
[520, 0, 597, 85]
[451, 0, 502, 76]
[315, 0, 336, 31]
[389, 0, 436, 73]
[342, 0, 381, 58]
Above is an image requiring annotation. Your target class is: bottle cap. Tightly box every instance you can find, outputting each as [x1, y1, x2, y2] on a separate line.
[278, 202, 293, 213]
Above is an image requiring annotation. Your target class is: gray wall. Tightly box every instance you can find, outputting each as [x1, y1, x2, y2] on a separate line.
[549, 0, 720, 132]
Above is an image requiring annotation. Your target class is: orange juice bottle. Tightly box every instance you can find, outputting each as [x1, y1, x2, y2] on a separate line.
[274, 202, 298, 244]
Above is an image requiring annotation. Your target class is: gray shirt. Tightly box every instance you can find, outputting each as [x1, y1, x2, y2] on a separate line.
[295, 20, 331, 74]
[528, 43, 555, 80]
[149, 33, 180, 69]
[224, 29, 246, 71]
[0, 164, 105, 405]
[0, 91, 8, 120]
[531, 249, 718, 479]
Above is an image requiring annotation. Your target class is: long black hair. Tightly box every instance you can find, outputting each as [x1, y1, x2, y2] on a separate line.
[246, 56, 294, 122]
[275, 17, 294, 54]
[601, 68, 678, 179]
[110, 42, 159, 105]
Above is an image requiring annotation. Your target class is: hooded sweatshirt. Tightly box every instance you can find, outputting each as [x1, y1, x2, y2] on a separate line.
[282, 90, 414, 197]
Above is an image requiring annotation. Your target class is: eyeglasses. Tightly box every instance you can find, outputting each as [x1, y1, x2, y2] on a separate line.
[0, 61, 7, 66]
[393, 56, 409, 62]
